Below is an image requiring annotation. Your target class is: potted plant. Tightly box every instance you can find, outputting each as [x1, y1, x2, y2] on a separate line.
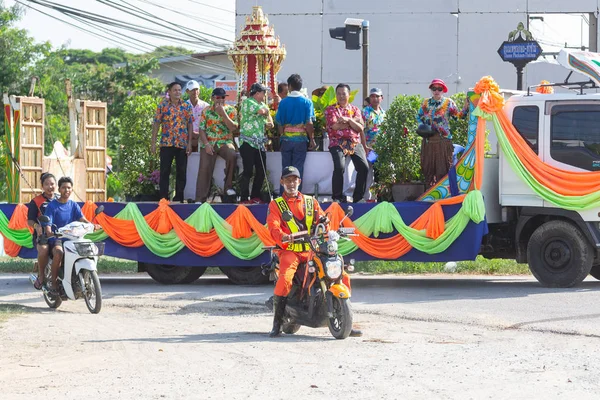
[373, 94, 425, 202]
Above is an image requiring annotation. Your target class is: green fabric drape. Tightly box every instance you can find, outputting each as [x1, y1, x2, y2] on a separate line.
[0, 211, 33, 248]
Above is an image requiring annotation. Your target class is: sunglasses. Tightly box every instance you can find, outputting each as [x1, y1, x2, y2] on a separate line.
[214, 96, 226, 100]
[431, 87, 444, 92]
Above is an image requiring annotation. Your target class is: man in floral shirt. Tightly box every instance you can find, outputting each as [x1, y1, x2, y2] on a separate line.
[239, 82, 274, 204]
[195, 87, 239, 203]
[362, 87, 386, 201]
[325, 83, 369, 203]
[151, 82, 193, 202]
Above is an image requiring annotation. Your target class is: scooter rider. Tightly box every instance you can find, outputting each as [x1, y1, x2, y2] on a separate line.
[41, 177, 99, 295]
[266, 166, 362, 337]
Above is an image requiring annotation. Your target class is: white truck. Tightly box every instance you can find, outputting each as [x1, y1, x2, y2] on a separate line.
[480, 50, 600, 287]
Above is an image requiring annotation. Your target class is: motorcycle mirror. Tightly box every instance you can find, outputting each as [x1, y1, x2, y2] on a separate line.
[282, 210, 293, 222]
[95, 205, 105, 215]
[346, 206, 354, 217]
[38, 215, 50, 223]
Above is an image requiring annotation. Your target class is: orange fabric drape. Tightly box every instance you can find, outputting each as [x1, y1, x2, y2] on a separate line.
[4, 204, 30, 257]
[3, 195, 471, 260]
[226, 205, 275, 246]
[473, 74, 600, 196]
[496, 111, 600, 195]
[324, 195, 466, 259]
[81, 201, 97, 222]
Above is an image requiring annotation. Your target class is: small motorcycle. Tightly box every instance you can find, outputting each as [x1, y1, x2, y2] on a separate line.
[30, 207, 105, 314]
[262, 207, 357, 339]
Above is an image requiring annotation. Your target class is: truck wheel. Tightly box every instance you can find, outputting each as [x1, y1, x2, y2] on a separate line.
[180, 267, 207, 284]
[590, 265, 600, 280]
[145, 264, 206, 285]
[219, 267, 270, 285]
[527, 220, 593, 287]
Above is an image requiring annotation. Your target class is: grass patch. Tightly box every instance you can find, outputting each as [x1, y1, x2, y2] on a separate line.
[0, 256, 138, 274]
[0, 256, 530, 276]
[355, 256, 530, 275]
[0, 304, 31, 324]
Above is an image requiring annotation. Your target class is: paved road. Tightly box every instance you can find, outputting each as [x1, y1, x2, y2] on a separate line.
[3, 273, 599, 336]
[1, 273, 599, 399]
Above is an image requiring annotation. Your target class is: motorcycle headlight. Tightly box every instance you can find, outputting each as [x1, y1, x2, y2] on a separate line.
[74, 242, 105, 257]
[325, 258, 343, 280]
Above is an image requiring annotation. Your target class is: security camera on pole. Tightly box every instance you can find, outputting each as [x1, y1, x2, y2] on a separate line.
[329, 18, 370, 102]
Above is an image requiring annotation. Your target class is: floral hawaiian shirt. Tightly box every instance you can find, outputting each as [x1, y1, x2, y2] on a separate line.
[325, 103, 363, 154]
[417, 97, 468, 139]
[199, 105, 237, 148]
[187, 99, 209, 133]
[153, 98, 193, 149]
[239, 97, 269, 150]
[362, 105, 386, 146]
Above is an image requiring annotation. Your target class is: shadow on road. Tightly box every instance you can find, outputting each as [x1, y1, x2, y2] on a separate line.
[84, 331, 330, 344]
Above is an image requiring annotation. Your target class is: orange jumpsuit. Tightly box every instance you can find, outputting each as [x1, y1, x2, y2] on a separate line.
[267, 192, 351, 297]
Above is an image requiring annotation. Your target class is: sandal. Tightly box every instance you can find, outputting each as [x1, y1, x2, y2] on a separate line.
[33, 277, 44, 290]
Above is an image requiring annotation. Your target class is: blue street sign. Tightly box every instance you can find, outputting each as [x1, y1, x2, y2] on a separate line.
[498, 40, 542, 62]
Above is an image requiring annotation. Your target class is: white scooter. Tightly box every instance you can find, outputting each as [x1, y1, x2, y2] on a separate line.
[31, 207, 105, 314]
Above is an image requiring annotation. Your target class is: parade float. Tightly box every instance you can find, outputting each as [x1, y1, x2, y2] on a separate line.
[4, 14, 600, 286]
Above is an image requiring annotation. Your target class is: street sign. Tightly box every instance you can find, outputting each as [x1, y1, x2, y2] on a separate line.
[497, 40, 542, 63]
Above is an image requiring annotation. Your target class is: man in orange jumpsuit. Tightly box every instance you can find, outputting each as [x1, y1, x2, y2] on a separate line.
[266, 166, 361, 337]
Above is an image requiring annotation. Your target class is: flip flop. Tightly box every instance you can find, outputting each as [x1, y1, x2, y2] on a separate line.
[33, 277, 44, 290]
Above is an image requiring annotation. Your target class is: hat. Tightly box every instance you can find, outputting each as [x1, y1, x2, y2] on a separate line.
[281, 166, 301, 179]
[429, 79, 448, 93]
[369, 87, 383, 96]
[212, 87, 227, 97]
[185, 80, 200, 92]
[249, 82, 268, 95]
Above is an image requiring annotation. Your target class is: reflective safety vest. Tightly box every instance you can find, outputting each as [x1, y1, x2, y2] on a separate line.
[274, 195, 314, 252]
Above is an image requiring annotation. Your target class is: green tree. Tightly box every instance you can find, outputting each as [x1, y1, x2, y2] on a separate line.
[0, 2, 49, 136]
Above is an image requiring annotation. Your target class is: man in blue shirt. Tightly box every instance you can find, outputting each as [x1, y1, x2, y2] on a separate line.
[275, 74, 316, 193]
[42, 177, 96, 294]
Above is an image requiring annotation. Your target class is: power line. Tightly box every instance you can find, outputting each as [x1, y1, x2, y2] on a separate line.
[132, 0, 235, 33]
[16, 0, 151, 53]
[183, 0, 235, 14]
[97, 0, 232, 44]
[25, 0, 229, 50]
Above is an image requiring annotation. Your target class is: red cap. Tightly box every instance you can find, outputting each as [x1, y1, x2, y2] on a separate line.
[429, 79, 448, 93]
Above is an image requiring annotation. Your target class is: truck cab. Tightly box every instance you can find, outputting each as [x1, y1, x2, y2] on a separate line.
[482, 85, 600, 287]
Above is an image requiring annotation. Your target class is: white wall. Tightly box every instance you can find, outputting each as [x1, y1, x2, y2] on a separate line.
[235, 0, 600, 106]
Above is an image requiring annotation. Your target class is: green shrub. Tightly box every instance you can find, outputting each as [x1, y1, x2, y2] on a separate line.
[116, 95, 160, 198]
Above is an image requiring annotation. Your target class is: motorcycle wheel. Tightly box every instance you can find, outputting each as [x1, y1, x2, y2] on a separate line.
[81, 270, 102, 314]
[43, 264, 62, 309]
[328, 297, 353, 340]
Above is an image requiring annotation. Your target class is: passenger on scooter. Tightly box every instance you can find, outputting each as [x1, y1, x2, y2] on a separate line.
[266, 166, 361, 337]
[41, 177, 100, 294]
[27, 172, 57, 290]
